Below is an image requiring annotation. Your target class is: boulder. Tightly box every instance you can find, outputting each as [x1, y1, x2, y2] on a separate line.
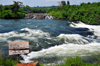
[33, 14, 45, 19]
[24, 13, 33, 19]
[80, 31, 94, 35]
[75, 28, 89, 31]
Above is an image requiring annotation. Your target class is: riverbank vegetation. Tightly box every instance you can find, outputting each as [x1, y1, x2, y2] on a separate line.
[0, 1, 52, 19]
[1, 56, 100, 66]
[0, 1, 25, 19]
[0, 49, 17, 66]
[41, 56, 100, 66]
[47, 1, 100, 25]
[19, 5, 53, 14]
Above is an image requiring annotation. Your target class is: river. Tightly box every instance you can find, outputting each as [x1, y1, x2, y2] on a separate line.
[0, 19, 100, 64]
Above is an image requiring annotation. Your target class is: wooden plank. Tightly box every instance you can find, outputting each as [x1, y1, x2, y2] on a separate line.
[9, 42, 29, 55]
[9, 50, 29, 55]
[9, 42, 29, 50]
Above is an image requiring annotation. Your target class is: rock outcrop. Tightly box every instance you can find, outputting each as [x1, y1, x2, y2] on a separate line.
[24, 13, 54, 19]
[24, 13, 33, 19]
[33, 14, 45, 19]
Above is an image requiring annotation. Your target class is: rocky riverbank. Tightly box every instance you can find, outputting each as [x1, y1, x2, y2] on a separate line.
[24, 13, 54, 19]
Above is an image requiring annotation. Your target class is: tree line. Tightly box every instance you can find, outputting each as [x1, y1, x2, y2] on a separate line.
[19, 5, 52, 14]
[0, 1, 52, 19]
[47, 1, 100, 25]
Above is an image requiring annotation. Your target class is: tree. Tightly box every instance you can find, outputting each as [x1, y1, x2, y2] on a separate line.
[80, 3, 85, 6]
[58, 1, 66, 6]
[61, 1, 66, 6]
[0, 4, 3, 9]
[67, 0, 70, 5]
[2, 5, 10, 10]
[58, 1, 62, 6]
[10, 1, 23, 13]
[87, 2, 91, 5]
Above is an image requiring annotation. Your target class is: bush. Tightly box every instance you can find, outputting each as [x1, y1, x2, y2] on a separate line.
[47, 2, 100, 25]
[0, 1, 25, 19]
[0, 49, 17, 66]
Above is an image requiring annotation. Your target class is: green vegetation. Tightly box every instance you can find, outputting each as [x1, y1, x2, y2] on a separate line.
[67, 1, 70, 5]
[0, 58, 17, 66]
[41, 56, 100, 66]
[0, 1, 25, 19]
[47, 2, 100, 25]
[0, 56, 100, 66]
[0, 1, 52, 19]
[19, 5, 51, 13]
[0, 49, 17, 66]
[61, 1, 66, 6]
[0, 48, 100, 66]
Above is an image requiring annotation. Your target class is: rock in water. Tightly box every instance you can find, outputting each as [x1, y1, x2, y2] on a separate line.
[24, 13, 54, 19]
[24, 13, 33, 19]
[33, 14, 45, 19]
[75, 28, 89, 31]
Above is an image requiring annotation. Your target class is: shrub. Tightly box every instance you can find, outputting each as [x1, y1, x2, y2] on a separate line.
[47, 2, 100, 25]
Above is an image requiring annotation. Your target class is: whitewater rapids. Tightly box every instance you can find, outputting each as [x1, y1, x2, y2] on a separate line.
[20, 21, 100, 63]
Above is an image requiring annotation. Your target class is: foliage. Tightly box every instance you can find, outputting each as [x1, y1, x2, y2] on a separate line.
[0, 1, 25, 19]
[0, 9, 25, 19]
[19, 5, 53, 13]
[47, 2, 100, 25]
[0, 49, 17, 66]
[0, 1, 52, 19]
[58, 1, 66, 6]
[0, 58, 17, 66]
[61, 1, 66, 6]
[10, 1, 20, 13]
[67, 1, 70, 5]
[0, 4, 3, 9]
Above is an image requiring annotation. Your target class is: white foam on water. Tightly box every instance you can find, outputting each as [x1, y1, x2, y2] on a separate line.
[0, 28, 51, 42]
[21, 43, 100, 63]
[0, 31, 16, 42]
[21, 28, 50, 38]
[70, 21, 100, 36]
[20, 22, 100, 63]
[45, 15, 54, 19]
[56, 34, 89, 44]
[0, 21, 100, 64]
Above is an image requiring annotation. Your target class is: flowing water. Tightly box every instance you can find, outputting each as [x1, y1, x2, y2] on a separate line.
[0, 19, 100, 64]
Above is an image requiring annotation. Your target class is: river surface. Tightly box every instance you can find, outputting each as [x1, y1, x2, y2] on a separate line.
[0, 19, 100, 64]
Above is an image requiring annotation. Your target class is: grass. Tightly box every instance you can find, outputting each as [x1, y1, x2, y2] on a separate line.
[40, 56, 100, 66]
[0, 49, 17, 66]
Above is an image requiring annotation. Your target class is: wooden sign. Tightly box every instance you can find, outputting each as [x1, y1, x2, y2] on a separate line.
[9, 42, 29, 55]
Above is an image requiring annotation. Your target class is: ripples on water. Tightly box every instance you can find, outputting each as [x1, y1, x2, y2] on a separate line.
[0, 19, 100, 63]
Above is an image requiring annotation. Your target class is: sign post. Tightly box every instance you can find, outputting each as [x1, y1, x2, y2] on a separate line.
[17, 54, 20, 63]
[9, 41, 29, 63]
